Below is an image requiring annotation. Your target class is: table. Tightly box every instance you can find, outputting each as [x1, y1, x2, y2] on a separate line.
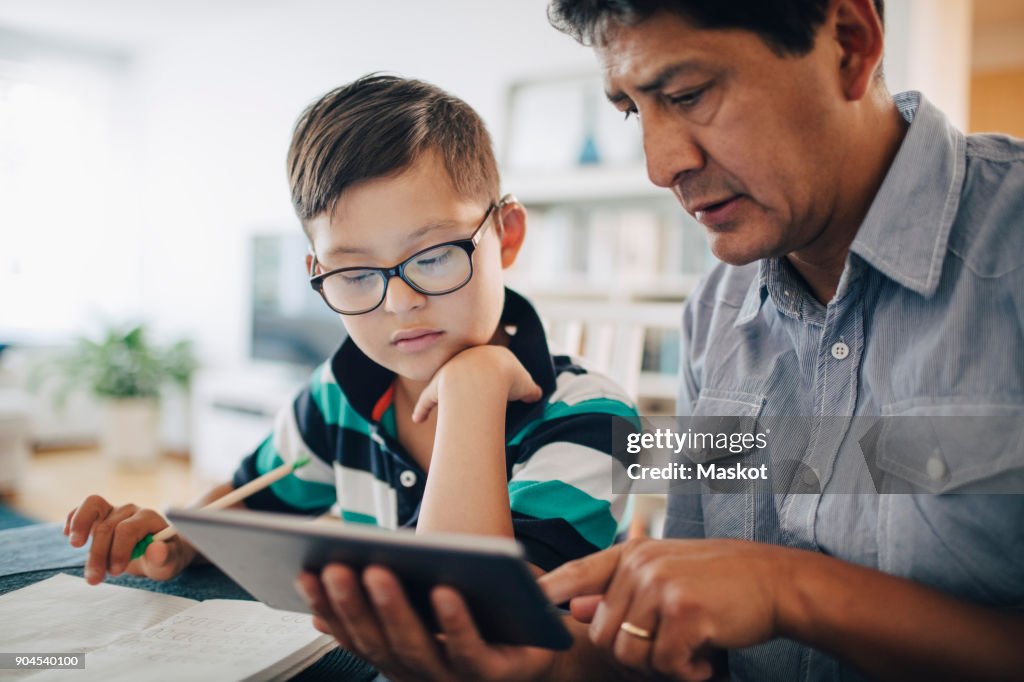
[0, 523, 378, 681]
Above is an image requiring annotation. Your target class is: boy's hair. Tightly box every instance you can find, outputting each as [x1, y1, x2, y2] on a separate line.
[548, 0, 885, 57]
[287, 74, 500, 227]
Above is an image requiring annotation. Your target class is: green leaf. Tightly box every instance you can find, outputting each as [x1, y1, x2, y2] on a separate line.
[28, 323, 198, 401]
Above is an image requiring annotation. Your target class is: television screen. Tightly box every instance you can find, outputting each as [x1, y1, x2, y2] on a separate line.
[250, 233, 346, 368]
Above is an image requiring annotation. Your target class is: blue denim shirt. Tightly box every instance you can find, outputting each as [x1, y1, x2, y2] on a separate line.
[666, 92, 1024, 681]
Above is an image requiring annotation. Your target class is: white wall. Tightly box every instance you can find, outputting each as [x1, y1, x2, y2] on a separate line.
[132, 0, 595, 370]
[884, 0, 973, 130]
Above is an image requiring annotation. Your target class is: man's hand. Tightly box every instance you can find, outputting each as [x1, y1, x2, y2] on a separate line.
[65, 494, 197, 584]
[540, 538, 797, 681]
[295, 564, 556, 682]
[412, 345, 542, 423]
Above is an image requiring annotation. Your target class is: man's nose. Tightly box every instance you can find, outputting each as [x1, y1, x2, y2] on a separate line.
[382, 275, 427, 314]
[641, 110, 705, 189]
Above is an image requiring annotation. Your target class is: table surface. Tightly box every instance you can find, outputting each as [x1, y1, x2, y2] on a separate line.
[0, 523, 378, 681]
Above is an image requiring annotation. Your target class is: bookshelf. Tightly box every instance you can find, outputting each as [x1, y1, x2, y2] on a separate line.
[505, 165, 665, 204]
[499, 73, 714, 412]
[504, 167, 712, 301]
[503, 166, 712, 413]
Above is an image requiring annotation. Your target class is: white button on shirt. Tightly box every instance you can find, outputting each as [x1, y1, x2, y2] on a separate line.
[399, 470, 417, 487]
[926, 452, 948, 481]
[831, 342, 850, 360]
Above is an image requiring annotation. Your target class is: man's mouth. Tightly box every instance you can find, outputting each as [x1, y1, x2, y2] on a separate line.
[690, 196, 742, 226]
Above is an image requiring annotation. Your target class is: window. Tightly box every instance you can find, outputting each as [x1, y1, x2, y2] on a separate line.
[0, 34, 139, 341]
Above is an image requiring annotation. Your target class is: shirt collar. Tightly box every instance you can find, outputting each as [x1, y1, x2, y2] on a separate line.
[331, 287, 558, 429]
[736, 261, 770, 326]
[849, 91, 966, 298]
[735, 91, 966, 327]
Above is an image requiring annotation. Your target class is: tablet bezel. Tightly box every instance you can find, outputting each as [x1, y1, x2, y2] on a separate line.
[166, 507, 573, 650]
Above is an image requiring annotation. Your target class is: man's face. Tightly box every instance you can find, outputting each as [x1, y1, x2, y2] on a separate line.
[597, 11, 848, 265]
[306, 150, 510, 384]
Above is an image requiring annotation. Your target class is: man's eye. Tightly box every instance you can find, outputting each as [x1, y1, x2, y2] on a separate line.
[668, 85, 709, 109]
[623, 107, 638, 121]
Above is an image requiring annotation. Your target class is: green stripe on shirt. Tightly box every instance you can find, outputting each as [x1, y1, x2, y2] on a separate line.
[508, 397, 641, 446]
[508, 479, 617, 549]
[254, 438, 336, 511]
[309, 368, 373, 436]
[341, 510, 379, 525]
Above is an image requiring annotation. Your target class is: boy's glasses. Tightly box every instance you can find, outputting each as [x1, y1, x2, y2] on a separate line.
[309, 195, 510, 315]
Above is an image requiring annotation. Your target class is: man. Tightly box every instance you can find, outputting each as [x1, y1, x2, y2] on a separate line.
[297, 1, 1024, 680]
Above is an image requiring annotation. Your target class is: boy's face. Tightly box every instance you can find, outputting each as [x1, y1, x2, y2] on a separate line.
[596, 9, 858, 266]
[305, 150, 523, 384]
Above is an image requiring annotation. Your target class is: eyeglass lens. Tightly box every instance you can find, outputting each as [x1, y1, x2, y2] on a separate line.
[319, 243, 472, 313]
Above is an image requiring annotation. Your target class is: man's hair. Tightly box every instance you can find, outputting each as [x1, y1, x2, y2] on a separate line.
[548, 0, 885, 56]
[287, 74, 500, 226]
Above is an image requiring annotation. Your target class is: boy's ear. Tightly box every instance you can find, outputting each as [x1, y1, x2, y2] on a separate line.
[305, 253, 315, 276]
[497, 199, 527, 269]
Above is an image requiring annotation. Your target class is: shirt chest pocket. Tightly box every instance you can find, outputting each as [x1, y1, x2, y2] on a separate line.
[874, 397, 1024, 494]
[685, 388, 766, 461]
[874, 397, 1024, 607]
[685, 388, 766, 541]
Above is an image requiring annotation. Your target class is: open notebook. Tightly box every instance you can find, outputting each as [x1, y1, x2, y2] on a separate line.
[0, 574, 337, 681]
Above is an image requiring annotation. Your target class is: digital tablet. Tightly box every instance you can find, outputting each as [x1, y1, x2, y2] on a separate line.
[166, 507, 573, 650]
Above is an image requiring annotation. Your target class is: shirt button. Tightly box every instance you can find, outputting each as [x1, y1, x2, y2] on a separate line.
[399, 470, 418, 487]
[926, 452, 947, 481]
[831, 342, 850, 360]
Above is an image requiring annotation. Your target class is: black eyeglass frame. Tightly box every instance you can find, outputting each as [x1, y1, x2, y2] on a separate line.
[309, 195, 512, 315]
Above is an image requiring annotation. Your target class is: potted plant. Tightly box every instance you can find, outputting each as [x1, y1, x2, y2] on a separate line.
[33, 325, 197, 468]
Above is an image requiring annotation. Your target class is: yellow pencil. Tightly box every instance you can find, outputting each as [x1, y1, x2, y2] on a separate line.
[129, 455, 311, 560]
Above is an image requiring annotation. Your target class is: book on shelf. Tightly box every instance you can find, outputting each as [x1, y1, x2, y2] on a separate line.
[511, 202, 710, 300]
[586, 207, 619, 286]
[641, 326, 681, 376]
[659, 211, 686, 280]
[615, 208, 661, 286]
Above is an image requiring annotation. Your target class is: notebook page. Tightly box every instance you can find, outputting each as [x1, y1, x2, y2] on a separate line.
[26, 598, 333, 682]
[0, 574, 198, 681]
[0, 574, 196, 653]
[248, 638, 339, 682]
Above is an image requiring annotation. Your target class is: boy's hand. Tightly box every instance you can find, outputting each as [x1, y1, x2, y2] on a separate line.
[412, 345, 542, 423]
[65, 495, 196, 584]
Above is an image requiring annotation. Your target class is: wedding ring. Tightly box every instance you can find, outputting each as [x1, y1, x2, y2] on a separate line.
[619, 621, 654, 640]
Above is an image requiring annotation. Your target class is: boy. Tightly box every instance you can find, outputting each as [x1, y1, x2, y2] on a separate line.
[65, 74, 637, 584]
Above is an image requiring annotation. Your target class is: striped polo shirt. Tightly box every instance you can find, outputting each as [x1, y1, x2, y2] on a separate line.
[233, 288, 637, 570]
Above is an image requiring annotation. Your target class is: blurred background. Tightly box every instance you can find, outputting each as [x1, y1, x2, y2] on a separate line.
[0, 0, 1021, 526]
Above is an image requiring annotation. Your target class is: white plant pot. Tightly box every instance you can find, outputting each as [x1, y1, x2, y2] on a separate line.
[100, 397, 161, 469]
[0, 389, 31, 494]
